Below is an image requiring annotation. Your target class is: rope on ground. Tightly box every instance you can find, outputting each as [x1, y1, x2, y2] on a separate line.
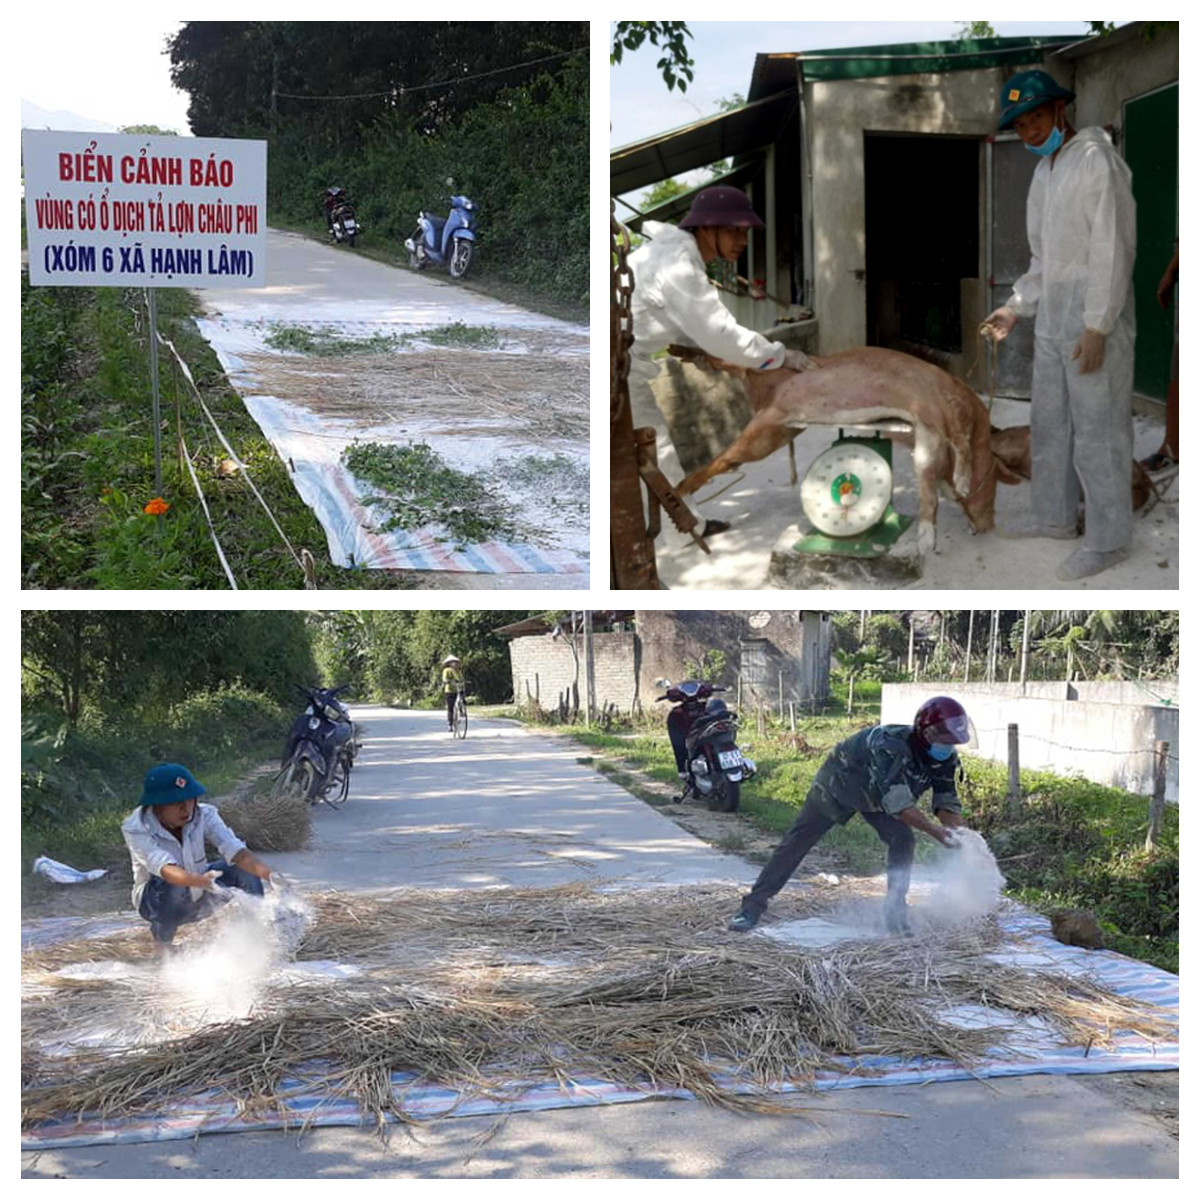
[155, 330, 308, 578]
[178, 432, 239, 590]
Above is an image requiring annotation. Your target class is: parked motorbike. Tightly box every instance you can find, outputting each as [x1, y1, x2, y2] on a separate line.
[655, 680, 755, 813]
[329, 199, 360, 247]
[404, 194, 476, 279]
[281, 684, 358, 806]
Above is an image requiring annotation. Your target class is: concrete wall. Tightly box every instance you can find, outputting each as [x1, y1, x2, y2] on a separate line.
[507, 612, 833, 716]
[1068, 24, 1179, 130]
[806, 66, 1006, 356]
[882, 682, 1178, 802]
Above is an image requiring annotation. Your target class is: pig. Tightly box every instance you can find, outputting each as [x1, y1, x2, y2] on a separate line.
[668, 345, 1025, 556]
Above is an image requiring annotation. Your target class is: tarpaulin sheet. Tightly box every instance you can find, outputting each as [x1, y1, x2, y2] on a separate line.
[22, 906, 1176, 1148]
[196, 315, 588, 575]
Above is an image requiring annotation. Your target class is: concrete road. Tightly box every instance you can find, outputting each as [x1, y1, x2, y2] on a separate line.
[22, 710, 1178, 1179]
[265, 706, 754, 892]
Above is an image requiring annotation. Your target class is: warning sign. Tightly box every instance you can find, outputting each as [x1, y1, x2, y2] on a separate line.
[22, 130, 267, 287]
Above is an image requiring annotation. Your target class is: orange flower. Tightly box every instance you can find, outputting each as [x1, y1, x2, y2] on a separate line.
[143, 497, 170, 516]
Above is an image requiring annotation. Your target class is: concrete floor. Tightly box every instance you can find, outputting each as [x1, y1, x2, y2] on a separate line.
[633, 373, 1178, 592]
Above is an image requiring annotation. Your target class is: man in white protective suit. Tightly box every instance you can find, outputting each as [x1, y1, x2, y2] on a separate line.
[627, 185, 818, 536]
[983, 70, 1137, 582]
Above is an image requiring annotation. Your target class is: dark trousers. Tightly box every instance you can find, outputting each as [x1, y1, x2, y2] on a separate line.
[741, 795, 914, 917]
[445, 693, 458, 725]
[138, 858, 263, 944]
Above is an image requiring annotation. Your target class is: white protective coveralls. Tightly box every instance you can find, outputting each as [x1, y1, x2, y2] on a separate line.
[1007, 126, 1137, 551]
[625, 221, 787, 514]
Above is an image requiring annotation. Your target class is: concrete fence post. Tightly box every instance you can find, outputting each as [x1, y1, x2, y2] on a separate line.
[789, 701, 796, 734]
[1145, 740, 1169, 851]
[1006, 723, 1021, 816]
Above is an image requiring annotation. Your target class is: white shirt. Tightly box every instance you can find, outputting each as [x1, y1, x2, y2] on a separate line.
[1008, 127, 1137, 341]
[121, 802, 246, 908]
[628, 220, 787, 368]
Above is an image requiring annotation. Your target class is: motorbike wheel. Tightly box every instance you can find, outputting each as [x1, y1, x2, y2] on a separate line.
[712, 775, 741, 813]
[448, 239, 473, 279]
[283, 759, 323, 804]
[324, 756, 350, 808]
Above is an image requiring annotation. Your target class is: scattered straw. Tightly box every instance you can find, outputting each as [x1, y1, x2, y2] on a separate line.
[22, 882, 1174, 1134]
[241, 348, 588, 441]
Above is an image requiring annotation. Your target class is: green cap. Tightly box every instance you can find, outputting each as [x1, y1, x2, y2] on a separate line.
[140, 763, 206, 806]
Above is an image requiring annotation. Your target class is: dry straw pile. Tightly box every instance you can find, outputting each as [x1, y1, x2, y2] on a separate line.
[22, 882, 1173, 1133]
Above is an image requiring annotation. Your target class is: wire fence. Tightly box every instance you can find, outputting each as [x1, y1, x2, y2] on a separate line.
[144, 290, 310, 589]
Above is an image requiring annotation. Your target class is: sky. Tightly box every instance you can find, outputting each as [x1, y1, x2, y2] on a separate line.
[19, 18, 192, 133]
[610, 20, 1095, 208]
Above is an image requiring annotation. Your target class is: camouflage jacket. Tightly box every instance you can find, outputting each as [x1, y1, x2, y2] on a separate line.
[807, 724, 960, 824]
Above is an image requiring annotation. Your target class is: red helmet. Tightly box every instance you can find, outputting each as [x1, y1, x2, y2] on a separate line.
[679, 186, 765, 230]
[913, 696, 972, 745]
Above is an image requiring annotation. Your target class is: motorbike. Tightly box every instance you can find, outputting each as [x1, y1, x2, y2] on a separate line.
[281, 684, 358, 806]
[404, 194, 476, 279]
[329, 199, 360, 248]
[655, 680, 755, 813]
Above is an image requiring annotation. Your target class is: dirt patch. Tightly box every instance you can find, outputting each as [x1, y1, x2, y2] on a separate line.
[241, 347, 588, 442]
[1076, 1071, 1179, 1138]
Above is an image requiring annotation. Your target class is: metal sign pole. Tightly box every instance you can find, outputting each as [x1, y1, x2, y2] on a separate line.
[147, 287, 163, 501]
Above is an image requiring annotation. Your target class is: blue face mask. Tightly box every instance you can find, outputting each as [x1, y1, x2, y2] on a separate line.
[1025, 122, 1065, 158]
[927, 742, 956, 762]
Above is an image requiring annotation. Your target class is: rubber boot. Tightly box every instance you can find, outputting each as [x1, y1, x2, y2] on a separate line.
[883, 871, 913, 937]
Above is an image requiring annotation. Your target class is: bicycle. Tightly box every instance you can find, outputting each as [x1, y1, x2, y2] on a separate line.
[451, 689, 469, 740]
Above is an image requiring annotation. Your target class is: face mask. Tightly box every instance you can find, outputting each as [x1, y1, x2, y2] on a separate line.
[927, 742, 956, 761]
[1025, 121, 1064, 158]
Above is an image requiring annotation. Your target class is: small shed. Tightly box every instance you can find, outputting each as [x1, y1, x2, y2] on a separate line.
[613, 24, 1178, 402]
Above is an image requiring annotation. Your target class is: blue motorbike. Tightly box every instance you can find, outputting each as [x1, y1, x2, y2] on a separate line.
[404, 194, 477, 279]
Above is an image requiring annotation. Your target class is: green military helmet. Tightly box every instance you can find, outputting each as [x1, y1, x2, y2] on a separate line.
[998, 69, 1075, 130]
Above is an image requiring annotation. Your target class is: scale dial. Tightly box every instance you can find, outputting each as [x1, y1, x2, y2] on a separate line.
[800, 442, 893, 537]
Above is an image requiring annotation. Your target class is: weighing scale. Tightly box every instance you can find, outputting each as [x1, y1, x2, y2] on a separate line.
[793, 425, 913, 558]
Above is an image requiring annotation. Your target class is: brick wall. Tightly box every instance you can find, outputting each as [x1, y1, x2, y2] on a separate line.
[506, 612, 832, 716]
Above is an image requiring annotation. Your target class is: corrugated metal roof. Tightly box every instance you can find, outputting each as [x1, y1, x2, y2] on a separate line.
[610, 89, 795, 196]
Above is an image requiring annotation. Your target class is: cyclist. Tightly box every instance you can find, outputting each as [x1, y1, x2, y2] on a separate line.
[442, 655, 464, 732]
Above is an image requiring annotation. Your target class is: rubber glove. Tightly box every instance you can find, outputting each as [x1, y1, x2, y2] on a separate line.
[983, 306, 1018, 342]
[783, 348, 820, 372]
[1071, 328, 1106, 374]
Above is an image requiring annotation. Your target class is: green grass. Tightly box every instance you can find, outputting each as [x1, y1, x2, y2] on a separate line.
[263, 323, 402, 356]
[414, 322, 502, 349]
[343, 441, 530, 550]
[21, 278, 421, 589]
[521, 706, 1178, 972]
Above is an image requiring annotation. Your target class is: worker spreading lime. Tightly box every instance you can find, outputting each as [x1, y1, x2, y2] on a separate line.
[121, 763, 273, 956]
[728, 697, 971, 935]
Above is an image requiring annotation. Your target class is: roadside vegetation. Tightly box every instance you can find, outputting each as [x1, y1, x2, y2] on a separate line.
[21, 279, 421, 589]
[510, 671, 1178, 974]
[167, 22, 588, 318]
[22, 609, 537, 882]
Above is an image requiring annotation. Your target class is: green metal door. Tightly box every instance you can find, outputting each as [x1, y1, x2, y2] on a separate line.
[1124, 82, 1177, 401]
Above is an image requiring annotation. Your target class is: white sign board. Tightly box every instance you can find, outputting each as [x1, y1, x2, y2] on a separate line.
[22, 130, 267, 288]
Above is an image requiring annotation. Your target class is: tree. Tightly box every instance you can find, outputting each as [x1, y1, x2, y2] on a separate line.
[610, 22, 694, 92]
[119, 125, 179, 136]
[642, 176, 689, 210]
[956, 22, 997, 39]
